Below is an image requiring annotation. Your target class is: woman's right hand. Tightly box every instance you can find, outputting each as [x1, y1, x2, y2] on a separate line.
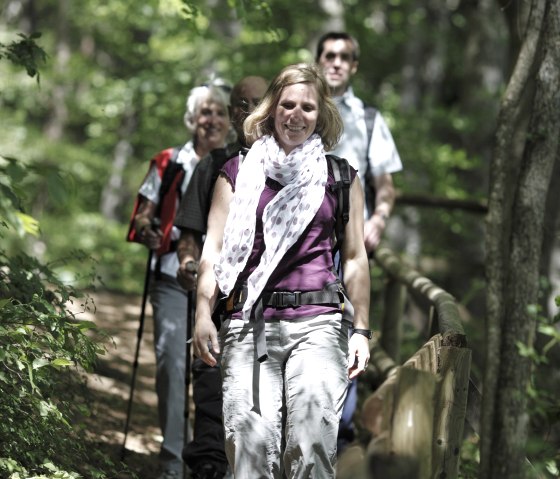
[193, 313, 220, 367]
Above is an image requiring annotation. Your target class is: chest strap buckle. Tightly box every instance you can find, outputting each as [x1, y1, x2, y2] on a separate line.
[268, 291, 302, 308]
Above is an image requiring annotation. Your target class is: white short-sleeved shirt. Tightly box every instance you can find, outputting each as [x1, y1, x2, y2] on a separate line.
[138, 140, 200, 277]
[328, 87, 402, 215]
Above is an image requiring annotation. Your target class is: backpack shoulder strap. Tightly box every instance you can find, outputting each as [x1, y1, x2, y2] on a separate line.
[363, 106, 378, 209]
[156, 146, 183, 217]
[327, 154, 352, 257]
[364, 105, 378, 148]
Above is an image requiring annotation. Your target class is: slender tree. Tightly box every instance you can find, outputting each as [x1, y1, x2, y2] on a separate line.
[481, 1, 559, 477]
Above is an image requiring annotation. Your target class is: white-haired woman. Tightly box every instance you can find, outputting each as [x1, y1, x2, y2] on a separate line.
[193, 64, 371, 478]
[127, 80, 231, 479]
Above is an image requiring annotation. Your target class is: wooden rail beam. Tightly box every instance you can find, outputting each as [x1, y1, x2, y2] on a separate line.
[373, 247, 467, 347]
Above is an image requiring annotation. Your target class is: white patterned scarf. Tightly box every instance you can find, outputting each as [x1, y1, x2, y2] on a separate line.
[214, 133, 327, 320]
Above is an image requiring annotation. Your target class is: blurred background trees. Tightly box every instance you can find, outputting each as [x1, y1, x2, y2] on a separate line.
[1, 0, 511, 297]
[1, 0, 558, 477]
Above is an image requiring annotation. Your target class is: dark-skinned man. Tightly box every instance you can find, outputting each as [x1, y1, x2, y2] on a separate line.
[173, 76, 268, 479]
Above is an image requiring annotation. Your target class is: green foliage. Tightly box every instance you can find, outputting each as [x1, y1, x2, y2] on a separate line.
[40, 214, 147, 293]
[0, 128, 129, 479]
[459, 436, 480, 478]
[0, 32, 47, 80]
[513, 301, 560, 478]
[454, 300, 560, 479]
[0, 156, 39, 238]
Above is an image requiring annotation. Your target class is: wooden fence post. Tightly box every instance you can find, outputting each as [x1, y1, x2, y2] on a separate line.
[431, 346, 472, 479]
[364, 366, 437, 479]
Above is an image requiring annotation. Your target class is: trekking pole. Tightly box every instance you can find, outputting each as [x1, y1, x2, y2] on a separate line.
[185, 290, 194, 433]
[184, 288, 195, 477]
[182, 257, 198, 474]
[121, 218, 160, 461]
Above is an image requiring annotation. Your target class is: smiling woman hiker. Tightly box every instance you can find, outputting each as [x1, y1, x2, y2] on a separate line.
[191, 63, 371, 479]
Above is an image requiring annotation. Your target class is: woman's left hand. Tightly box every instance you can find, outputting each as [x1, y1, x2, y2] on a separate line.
[347, 333, 370, 379]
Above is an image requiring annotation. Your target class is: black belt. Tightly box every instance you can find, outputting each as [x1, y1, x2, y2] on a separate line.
[218, 282, 347, 362]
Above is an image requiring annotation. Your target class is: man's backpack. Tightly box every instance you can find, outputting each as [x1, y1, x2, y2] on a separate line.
[126, 146, 184, 255]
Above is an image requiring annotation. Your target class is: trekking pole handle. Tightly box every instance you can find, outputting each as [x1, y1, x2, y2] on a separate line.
[150, 216, 161, 230]
[184, 260, 199, 274]
[138, 217, 162, 250]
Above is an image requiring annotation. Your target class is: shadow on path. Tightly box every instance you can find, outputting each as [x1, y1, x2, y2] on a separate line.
[77, 290, 162, 478]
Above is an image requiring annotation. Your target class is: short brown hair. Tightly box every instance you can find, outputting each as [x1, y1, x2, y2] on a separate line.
[316, 32, 360, 62]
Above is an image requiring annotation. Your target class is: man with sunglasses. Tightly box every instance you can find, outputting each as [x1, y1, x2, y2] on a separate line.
[316, 31, 402, 252]
[316, 31, 403, 455]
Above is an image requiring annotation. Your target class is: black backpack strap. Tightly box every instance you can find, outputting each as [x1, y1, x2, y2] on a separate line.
[363, 106, 378, 211]
[327, 154, 352, 258]
[155, 146, 183, 218]
[154, 146, 183, 279]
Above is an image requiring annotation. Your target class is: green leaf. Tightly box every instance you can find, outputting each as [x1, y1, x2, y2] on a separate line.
[46, 170, 70, 206]
[5, 160, 27, 183]
[76, 320, 97, 331]
[43, 461, 58, 471]
[51, 358, 73, 367]
[32, 357, 50, 369]
[15, 212, 40, 236]
[537, 324, 560, 340]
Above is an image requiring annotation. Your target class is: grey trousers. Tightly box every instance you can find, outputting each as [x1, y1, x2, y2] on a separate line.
[219, 313, 350, 479]
[149, 274, 189, 475]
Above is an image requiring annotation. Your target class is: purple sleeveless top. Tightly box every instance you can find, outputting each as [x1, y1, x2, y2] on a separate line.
[220, 155, 357, 320]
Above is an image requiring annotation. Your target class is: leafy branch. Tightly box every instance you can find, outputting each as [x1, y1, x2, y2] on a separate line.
[0, 32, 47, 82]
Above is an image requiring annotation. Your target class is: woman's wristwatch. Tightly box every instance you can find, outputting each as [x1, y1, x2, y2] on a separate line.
[352, 328, 373, 339]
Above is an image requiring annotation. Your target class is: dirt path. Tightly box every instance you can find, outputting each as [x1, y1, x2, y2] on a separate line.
[80, 289, 163, 477]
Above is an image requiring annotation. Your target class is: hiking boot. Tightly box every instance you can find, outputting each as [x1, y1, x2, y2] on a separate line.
[190, 463, 225, 479]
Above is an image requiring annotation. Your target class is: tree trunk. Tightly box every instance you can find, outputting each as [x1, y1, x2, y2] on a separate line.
[318, 0, 345, 32]
[12, 0, 38, 33]
[399, 0, 432, 112]
[100, 105, 138, 220]
[458, 0, 508, 156]
[43, 0, 70, 141]
[481, 1, 558, 478]
[481, 2, 544, 470]
[499, 0, 532, 75]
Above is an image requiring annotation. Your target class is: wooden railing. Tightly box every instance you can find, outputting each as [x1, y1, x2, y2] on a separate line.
[337, 247, 473, 479]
